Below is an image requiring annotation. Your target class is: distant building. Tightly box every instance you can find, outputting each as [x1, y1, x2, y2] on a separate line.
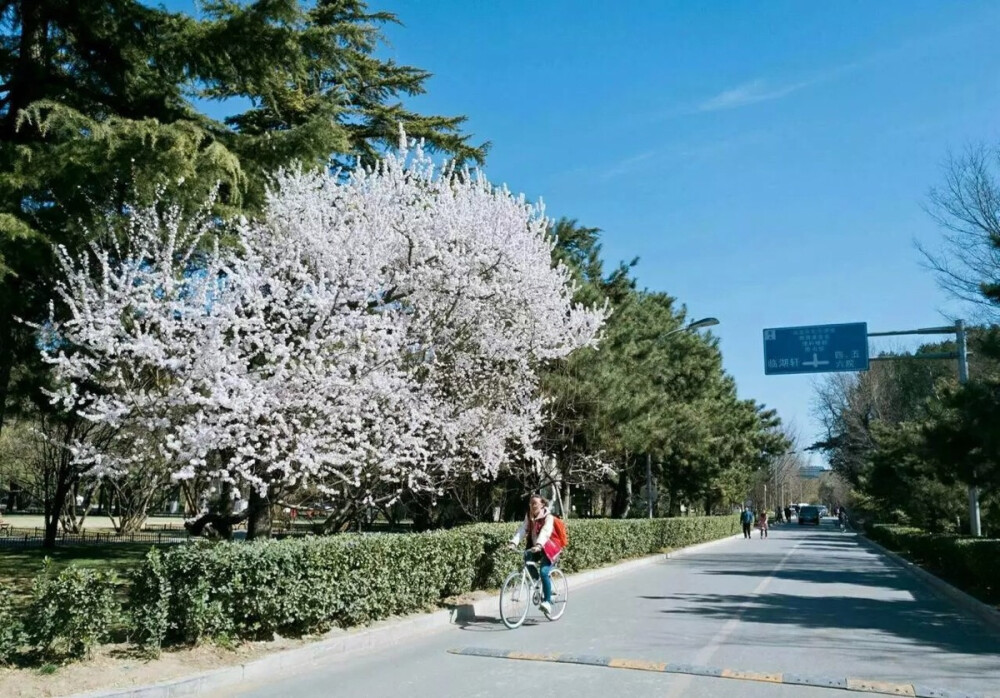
[798, 465, 829, 479]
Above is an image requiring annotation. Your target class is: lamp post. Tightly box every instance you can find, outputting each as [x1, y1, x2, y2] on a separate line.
[659, 317, 720, 341]
[647, 317, 720, 518]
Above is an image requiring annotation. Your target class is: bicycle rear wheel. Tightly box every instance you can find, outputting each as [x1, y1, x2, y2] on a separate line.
[500, 571, 530, 629]
[546, 568, 568, 620]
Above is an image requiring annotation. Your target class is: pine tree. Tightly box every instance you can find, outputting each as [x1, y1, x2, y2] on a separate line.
[539, 219, 788, 517]
[0, 0, 487, 435]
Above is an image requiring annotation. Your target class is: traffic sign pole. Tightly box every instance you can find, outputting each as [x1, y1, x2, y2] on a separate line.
[770, 319, 981, 536]
[956, 320, 981, 537]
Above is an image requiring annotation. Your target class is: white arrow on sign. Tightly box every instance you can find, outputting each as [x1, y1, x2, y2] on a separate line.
[802, 353, 829, 369]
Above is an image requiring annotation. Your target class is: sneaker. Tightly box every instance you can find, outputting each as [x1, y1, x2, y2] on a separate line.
[539, 601, 552, 617]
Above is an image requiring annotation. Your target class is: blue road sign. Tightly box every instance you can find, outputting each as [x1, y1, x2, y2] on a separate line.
[763, 322, 869, 375]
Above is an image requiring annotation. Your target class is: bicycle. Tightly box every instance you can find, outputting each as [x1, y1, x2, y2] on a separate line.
[499, 556, 568, 629]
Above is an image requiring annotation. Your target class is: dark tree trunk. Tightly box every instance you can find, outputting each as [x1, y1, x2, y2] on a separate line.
[0, 310, 14, 439]
[246, 488, 272, 540]
[42, 419, 77, 549]
[411, 507, 433, 532]
[42, 514, 59, 549]
[184, 510, 247, 539]
[184, 480, 243, 539]
[3, 1, 49, 141]
[612, 464, 632, 519]
[321, 501, 358, 533]
[43, 475, 70, 549]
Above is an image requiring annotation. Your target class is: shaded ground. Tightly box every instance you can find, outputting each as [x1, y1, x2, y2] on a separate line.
[0, 544, 155, 598]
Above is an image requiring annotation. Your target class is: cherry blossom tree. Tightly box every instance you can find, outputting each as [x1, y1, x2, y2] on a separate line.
[39, 136, 608, 537]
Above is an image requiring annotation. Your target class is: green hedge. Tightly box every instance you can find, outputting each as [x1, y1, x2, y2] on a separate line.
[0, 586, 22, 664]
[24, 564, 121, 660]
[132, 515, 737, 650]
[1, 515, 737, 661]
[866, 524, 1000, 605]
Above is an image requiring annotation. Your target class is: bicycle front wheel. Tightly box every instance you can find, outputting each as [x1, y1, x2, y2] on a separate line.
[546, 568, 568, 620]
[500, 572, 530, 629]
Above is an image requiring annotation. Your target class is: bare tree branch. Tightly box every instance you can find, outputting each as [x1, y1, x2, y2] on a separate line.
[919, 144, 1000, 319]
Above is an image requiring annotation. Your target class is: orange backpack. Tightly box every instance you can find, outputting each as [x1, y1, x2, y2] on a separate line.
[551, 515, 569, 547]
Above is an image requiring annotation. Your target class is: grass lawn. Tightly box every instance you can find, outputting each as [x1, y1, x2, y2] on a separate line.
[0, 514, 187, 531]
[0, 543, 157, 600]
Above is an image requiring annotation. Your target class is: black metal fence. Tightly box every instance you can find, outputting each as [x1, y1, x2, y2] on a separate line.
[0, 527, 190, 548]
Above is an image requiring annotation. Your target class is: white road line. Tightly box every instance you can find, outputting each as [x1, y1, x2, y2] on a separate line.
[665, 539, 805, 697]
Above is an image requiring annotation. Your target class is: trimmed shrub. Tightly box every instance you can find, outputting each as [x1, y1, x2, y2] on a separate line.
[0, 585, 23, 664]
[128, 547, 170, 655]
[25, 563, 122, 660]
[129, 514, 737, 651]
[865, 523, 924, 550]
[133, 531, 483, 647]
[867, 524, 1000, 604]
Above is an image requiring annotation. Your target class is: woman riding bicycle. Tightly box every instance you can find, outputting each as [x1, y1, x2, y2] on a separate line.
[509, 494, 563, 618]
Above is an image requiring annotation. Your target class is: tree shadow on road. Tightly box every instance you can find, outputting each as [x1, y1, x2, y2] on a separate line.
[661, 591, 1000, 656]
[674, 531, 917, 593]
[453, 614, 545, 633]
[695, 563, 914, 593]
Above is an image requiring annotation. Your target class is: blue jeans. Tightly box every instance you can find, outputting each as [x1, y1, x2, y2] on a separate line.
[523, 550, 553, 603]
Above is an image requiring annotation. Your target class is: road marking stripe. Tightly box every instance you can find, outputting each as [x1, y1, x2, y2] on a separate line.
[665, 538, 805, 698]
[448, 648, 989, 698]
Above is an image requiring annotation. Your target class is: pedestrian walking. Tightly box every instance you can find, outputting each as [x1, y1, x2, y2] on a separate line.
[740, 507, 753, 539]
[758, 510, 769, 539]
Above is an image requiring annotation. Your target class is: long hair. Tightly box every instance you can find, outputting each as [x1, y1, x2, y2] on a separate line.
[529, 494, 549, 508]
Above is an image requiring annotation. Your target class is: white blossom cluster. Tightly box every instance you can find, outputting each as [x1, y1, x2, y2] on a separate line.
[39, 137, 608, 504]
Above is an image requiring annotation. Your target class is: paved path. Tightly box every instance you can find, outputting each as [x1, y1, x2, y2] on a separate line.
[225, 521, 1000, 697]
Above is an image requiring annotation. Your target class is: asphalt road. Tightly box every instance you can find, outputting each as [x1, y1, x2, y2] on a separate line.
[225, 520, 1000, 698]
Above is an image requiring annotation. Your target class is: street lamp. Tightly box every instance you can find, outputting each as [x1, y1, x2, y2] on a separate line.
[686, 317, 720, 331]
[646, 316, 721, 518]
[659, 317, 720, 342]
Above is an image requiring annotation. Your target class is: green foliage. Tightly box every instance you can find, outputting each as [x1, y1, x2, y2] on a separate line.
[0, 0, 485, 443]
[129, 516, 735, 651]
[867, 421, 967, 532]
[919, 370, 1000, 496]
[130, 531, 480, 647]
[556, 516, 737, 573]
[816, 333, 1000, 533]
[127, 547, 170, 656]
[867, 524, 1000, 604]
[24, 562, 122, 660]
[540, 219, 788, 515]
[0, 584, 23, 664]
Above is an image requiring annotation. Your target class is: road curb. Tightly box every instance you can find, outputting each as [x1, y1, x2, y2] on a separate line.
[70, 532, 741, 698]
[859, 533, 1000, 635]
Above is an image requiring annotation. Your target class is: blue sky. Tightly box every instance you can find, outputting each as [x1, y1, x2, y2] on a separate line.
[161, 1, 999, 456]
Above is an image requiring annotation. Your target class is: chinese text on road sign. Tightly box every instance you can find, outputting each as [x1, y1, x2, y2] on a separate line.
[763, 322, 869, 375]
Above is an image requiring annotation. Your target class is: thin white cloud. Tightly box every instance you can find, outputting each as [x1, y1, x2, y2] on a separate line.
[698, 78, 814, 112]
[599, 149, 657, 180]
